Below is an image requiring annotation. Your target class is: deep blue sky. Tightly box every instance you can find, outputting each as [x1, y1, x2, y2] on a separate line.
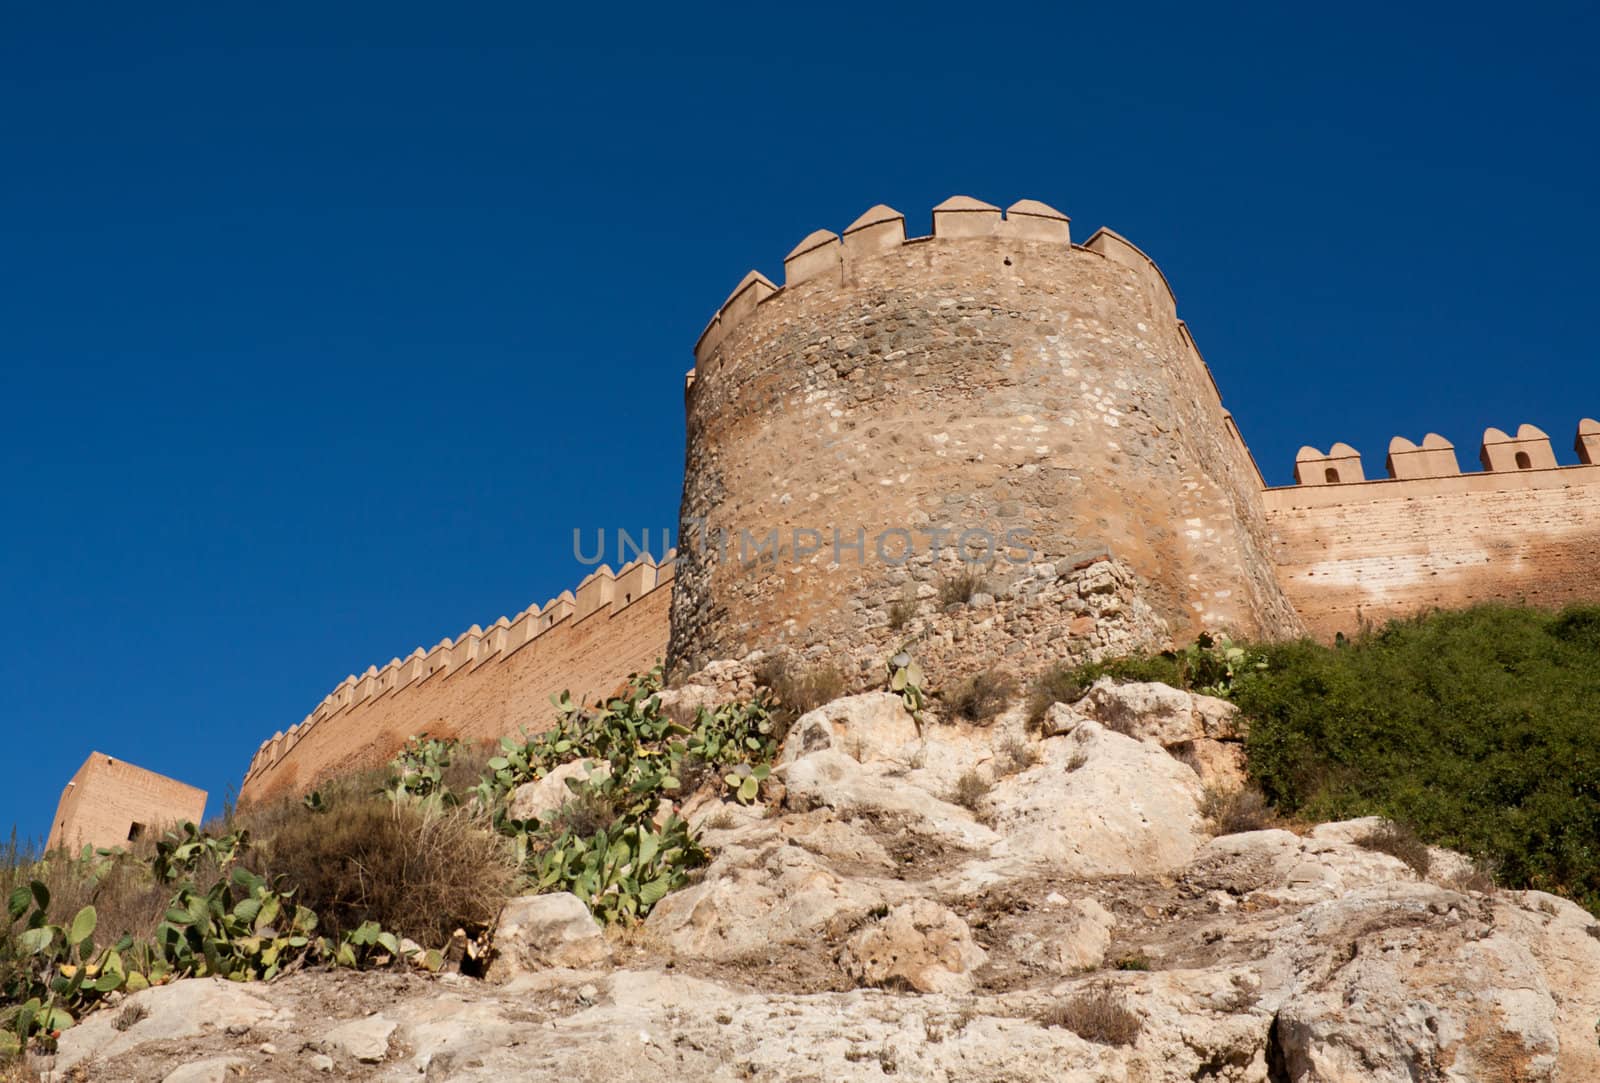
[4, 3, 1597, 842]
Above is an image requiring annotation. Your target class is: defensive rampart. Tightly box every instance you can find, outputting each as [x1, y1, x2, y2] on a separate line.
[237, 554, 673, 805]
[231, 194, 1600, 802]
[669, 195, 1304, 680]
[1268, 423, 1600, 639]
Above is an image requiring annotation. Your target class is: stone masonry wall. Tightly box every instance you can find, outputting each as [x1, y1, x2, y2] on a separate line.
[669, 196, 1303, 686]
[47, 754, 207, 852]
[238, 557, 672, 805]
[1266, 462, 1600, 640]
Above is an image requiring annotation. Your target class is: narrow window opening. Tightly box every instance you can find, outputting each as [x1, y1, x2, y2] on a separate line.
[127, 822, 145, 842]
[1515, 451, 1532, 470]
[1324, 467, 1341, 483]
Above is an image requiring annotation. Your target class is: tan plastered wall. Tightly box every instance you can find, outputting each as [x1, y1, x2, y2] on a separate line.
[1265, 464, 1600, 639]
[46, 754, 207, 852]
[238, 580, 671, 806]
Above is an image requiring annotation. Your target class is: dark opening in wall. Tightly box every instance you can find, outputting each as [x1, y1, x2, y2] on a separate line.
[1516, 451, 1533, 470]
[1325, 467, 1341, 483]
[127, 822, 145, 842]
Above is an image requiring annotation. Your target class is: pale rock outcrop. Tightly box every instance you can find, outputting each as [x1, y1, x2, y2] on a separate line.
[319, 1013, 397, 1063]
[38, 683, 1600, 1083]
[779, 692, 921, 766]
[507, 759, 610, 823]
[780, 748, 1000, 850]
[1075, 677, 1242, 743]
[645, 822, 901, 958]
[1268, 884, 1561, 1081]
[159, 1057, 247, 1083]
[985, 719, 1206, 876]
[1048, 897, 1118, 973]
[490, 892, 612, 974]
[655, 657, 759, 725]
[51, 978, 280, 1074]
[838, 900, 987, 993]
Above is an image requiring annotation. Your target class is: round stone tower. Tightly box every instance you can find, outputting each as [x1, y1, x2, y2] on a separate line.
[669, 196, 1303, 680]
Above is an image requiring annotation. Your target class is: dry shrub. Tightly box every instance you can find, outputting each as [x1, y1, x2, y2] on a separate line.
[887, 589, 918, 631]
[3, 831, 170, 947]
[755, 655, 846, 726]
[1038, 988, 1141, 1046]
[248, 794, 515, 947]
[947, 669, 1017, 725]
[539, 790, 622, 842]
[1200, 786, 1274, 835]
[938, 566, 990, 607]
[1448, 858, 1498, 894]
[1026, 663, 1088, 732]
[1356, 821, 1431, 877]
[0, 1057, 38, 1082]
[995, 735, 1039, 776]
[951, 770, 991, 811]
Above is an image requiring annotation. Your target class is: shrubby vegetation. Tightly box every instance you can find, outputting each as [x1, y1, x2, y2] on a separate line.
[1, 666, 782, 1059]
[1032, 603, 1600, 912]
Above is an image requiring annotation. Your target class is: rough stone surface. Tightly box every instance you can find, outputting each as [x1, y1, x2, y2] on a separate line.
[507, 759, 610, 823]
[319, 1014, 396, 1063]
[984, 719, 1206, 876]
[838, 900, 987, 993]
[778, 692, 921, 766]
[670, 217, 1307, 682]
[159, 1057, 247, 1083]
[490, 892, 611, 975]
[38, 684, 1600, 1083]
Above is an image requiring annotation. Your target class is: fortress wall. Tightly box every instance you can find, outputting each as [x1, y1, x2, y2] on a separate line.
[237, 558, 673, 806]
[1265, 461, 1600, 640]
[672, 196, 1303, 681]
[47, 754, 207, 853]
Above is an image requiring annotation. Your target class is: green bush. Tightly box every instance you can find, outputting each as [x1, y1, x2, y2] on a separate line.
[1236, 604, 1600, 911]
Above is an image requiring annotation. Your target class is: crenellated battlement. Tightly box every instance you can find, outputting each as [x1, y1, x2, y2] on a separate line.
[1281, 420, 1600, 491]
[241, 552, 675, 787]
[237, 190, 1600, 802]
[692, 195, 1146, 370]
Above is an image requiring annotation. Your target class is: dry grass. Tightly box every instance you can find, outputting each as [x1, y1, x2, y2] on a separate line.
[951, 770, 991, 811]
[755, 655, 847, 727]
[0, 1057, 39, 1082]
[995, 735, 1039, 776]
[938, 566, 990, 607]
[1356, 821, 1431, 877]
[1200, 786, 1274, 835]
[3, 830, 172, 948]
[246, 793, 516, 947]
[946, 669, 1017, 725]
[1026, 663, 1089, 732]
[887, 590, 918, 631]
[1038, 988, 1141, 1046]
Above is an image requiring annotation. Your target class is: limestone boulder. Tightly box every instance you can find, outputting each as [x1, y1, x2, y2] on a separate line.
[52, 978, 281, 1074]
[490, 892, 611, 976]
[985, 720, 1205, 877]
[644, 827, 899, 959]
[1075, 677, 1242, 746]
[781, 748, 1000, 851]
[1049, 897, 1118, 973]
[507, 759, 610, 823]
[838, 900, 987, 993]
[161, 1057, 248, 1083]
[656, 657, 759, 724]
[1269, 884, 1563, 1081]
[779, 693, 920, 766]
[319, 1013, 396, 1063]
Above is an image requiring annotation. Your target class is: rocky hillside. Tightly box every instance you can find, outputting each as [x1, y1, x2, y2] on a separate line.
[29, 676, 1600, 1082]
